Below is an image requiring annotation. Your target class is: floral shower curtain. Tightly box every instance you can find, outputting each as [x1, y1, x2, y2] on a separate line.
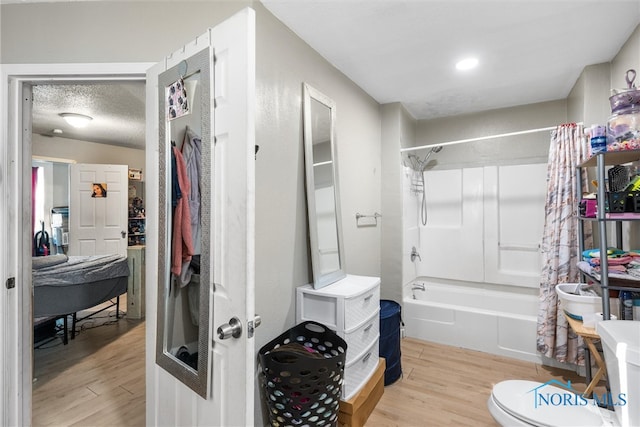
[536, 123, 592, 364]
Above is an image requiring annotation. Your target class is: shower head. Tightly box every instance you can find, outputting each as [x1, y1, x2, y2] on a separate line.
[419, 145, 443, 167]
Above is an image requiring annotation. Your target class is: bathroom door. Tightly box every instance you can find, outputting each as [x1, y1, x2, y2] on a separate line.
[145, 8, 255, 426]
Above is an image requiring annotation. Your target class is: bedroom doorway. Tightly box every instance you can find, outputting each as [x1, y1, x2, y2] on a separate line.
[31, 80, 146, 425]
[1, 63, 150, 426]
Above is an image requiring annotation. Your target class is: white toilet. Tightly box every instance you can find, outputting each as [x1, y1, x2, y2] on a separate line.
[488, 321, 639, 427]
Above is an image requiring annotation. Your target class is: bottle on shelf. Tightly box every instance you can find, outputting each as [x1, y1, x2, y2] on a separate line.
[619, 290, 634, 320]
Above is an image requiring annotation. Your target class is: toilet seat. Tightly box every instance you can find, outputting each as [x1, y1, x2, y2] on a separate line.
[489, 380, 615, 427]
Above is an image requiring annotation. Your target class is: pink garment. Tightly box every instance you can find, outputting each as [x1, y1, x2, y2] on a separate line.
[589, 255, 633, 266]
[172, 146, 194, 276]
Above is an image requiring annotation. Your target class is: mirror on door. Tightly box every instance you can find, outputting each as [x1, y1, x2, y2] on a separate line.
[156, 48, 211, 398]
[302, 83, 346, 289]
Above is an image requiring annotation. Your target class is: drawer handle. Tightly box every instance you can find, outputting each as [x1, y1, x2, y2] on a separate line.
[364, 323, 373, 332]
[364, 294, 373, 302]
[363, 352, 372, 363]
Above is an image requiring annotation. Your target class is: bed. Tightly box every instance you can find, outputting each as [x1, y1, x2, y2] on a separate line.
[33, 253, 130, 343]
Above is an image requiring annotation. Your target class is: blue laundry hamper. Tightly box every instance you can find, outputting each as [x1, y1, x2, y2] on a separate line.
[379, 300, 403, 385]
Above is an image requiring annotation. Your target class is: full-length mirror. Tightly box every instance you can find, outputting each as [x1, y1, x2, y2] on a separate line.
[156, 48, 211, 397]
[303, 83, 346, 289]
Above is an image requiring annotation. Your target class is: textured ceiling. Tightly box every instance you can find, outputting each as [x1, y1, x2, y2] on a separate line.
[32, 82, 145, 150]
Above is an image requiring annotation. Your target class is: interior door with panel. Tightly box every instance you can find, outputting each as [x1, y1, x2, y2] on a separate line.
[145, 8, 255, 426]
[68, 163, 128, 257]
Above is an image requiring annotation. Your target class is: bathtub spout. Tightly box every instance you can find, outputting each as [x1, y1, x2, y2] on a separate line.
[411, 283, 425, 291]
[411, 283, 425, 299]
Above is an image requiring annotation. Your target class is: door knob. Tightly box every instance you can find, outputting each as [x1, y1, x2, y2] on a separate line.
[217, 317, 242, 340]
[121, 230, 127, 238]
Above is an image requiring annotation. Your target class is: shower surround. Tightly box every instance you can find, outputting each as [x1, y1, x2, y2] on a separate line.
[401, 161, 548, 362]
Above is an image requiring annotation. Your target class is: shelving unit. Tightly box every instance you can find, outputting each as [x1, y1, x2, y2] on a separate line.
[128, 178, 145, 246]
[127, 170, 146, 319]
[576, 149, 640, 320]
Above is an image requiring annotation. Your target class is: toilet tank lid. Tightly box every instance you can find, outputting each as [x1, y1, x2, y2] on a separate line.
[597, 320, 640, 366]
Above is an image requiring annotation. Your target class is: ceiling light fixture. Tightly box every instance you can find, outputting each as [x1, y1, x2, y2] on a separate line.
[60, 112, 93, 128]
[456, 57, 479, 71]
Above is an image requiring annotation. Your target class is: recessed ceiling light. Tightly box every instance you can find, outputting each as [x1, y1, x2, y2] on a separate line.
[52, 128, 63, 134]
[60, 112, 93, 128]
[456, 57, 479, 71]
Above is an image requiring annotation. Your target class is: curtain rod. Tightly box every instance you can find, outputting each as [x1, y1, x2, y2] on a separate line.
[400, 123, 583, 153]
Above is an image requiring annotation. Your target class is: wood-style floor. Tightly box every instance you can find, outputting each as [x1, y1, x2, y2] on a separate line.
[32, 304, 145, 427]
[367, 337, 607, 426]
[32, 317, 605, 427]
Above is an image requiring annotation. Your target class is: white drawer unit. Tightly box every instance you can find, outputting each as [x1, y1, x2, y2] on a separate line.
[343, 309, 379, 365]
[343, 337, 379, 400]
[297, 274, 381, 400]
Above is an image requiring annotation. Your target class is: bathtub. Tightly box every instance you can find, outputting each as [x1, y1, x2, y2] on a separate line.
[403, 279, 540, 363]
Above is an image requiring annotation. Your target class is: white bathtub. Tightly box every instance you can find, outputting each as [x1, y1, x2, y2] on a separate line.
[403, 279, 540, 363]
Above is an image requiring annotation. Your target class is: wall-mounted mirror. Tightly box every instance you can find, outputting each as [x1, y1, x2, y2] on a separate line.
[303, 83, 346, 289]
[156, 48, 211, 398]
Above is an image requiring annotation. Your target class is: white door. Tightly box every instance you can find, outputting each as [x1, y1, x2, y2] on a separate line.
[145, 8, 255, 426]
[68, 163, 128, 257]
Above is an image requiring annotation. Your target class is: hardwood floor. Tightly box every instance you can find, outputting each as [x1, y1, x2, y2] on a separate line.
[32, 302, 145, 427]
[32, 316, 605, 427]
[367, 337, 607, 426]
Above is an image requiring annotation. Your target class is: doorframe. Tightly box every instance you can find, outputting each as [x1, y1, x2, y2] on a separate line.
[0, 62, 151, 426]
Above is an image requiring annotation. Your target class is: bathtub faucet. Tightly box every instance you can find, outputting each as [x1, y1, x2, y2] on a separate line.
[410, 246, 421, 262]
[411, 282, 425, 299]
[411, 283, 425, 292]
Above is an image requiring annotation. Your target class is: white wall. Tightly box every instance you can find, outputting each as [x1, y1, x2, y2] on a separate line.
[32, 134, 145, 170]
[380, 103, 415, 303]
[252, 7, 381, 421]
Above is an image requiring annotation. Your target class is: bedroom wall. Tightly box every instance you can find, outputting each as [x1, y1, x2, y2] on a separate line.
[32, 134, 144, 226]
[32, 134, 145, 170]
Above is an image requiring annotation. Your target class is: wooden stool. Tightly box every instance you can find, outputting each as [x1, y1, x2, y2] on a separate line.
[565, 314, 607, 398]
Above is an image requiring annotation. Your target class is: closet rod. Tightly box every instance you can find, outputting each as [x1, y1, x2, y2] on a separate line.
[400, 123, 582, 153]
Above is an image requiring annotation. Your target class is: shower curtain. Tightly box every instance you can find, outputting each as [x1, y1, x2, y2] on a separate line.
[536, 123, 591, 364]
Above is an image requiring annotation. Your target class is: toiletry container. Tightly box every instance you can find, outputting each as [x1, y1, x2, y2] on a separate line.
[607, 70, 640, 151]
[607, 105, 640, 151]
[590, 124, 607, 155]
[619, 291, 634, 320]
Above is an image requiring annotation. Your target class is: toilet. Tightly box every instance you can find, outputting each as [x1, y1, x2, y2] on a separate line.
[488, 321, 639, 427]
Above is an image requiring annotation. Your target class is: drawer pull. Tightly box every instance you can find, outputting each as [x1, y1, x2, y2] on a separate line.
[363, 294, 373, 301]
[362, 352, 372, 363]
[364, 323, 373, 332]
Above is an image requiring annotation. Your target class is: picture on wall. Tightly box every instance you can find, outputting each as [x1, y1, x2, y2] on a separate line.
[167, 77, 190, 120]
[91, 183, 108, 198]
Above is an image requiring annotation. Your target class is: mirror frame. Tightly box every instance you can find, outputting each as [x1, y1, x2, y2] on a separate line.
[156, 48, 211, 398]
[302, 83, 347, 289]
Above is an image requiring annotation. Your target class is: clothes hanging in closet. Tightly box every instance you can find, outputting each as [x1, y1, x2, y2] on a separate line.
[181, 126, 202, 251]
[171, 145, 194, 278]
